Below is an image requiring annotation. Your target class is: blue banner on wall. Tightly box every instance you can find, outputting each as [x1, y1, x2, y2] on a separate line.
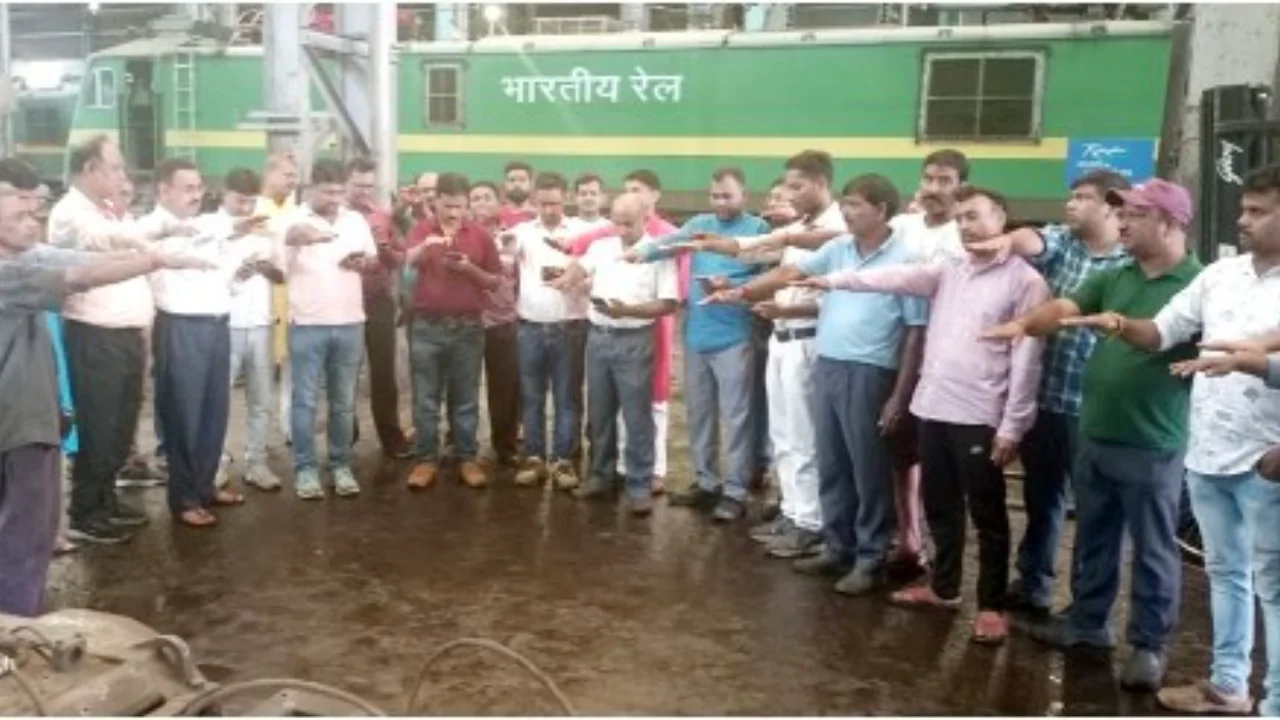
[1064, 138, 1156, 186]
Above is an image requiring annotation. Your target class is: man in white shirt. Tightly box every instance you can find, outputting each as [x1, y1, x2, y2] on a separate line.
[512, 172, 587, 490]
[572, 173, 611, 230]
[220, 168, 284, 493]
[888, 150, 967, 264]
[549, 193, 679, 515]
[148, 159, 264, 527]
[280, 159, 378, 500]
[48, 136, 185, 545]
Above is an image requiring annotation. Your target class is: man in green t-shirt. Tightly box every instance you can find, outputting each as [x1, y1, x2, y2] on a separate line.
[983, 179, 1200, 693]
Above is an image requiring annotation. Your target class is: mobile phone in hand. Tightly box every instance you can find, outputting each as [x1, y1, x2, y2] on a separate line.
[590, 297, 611, 312]
[541, 266, 565, 283]
[695, 275, 720, 294]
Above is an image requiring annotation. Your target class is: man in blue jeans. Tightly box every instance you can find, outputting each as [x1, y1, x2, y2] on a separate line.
[404, 173, 501, 491]
[971, 169, 1132, 615]
[280, 159, 378, 500]
[1123, 165, 1280, 716]
[550, 193, 679, 515]
[511, 171, 588, 491]
[986, 179, 1201, 692]
[631, 167, 770, 523]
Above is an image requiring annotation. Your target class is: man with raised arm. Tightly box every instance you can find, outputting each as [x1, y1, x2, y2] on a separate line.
[702, 151, 851, 551]
[624, 167, 770, 524]
[797, 187, 1047, 644]
[982, 178, 1201, 692]
[0, 158, 210, 614]
[968, 169, 1132, 618]
[703, 172, 925, 594]
[50, 136, 193, 545]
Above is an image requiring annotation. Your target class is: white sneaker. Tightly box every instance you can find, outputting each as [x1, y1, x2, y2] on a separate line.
[244, 464, 283, 491]
[333, 466, 360, 497]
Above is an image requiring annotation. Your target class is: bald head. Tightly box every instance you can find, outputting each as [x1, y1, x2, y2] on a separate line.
[263, 153, 299, 202]
[416, 171, 438, 204]
[611, 193, 647, 244]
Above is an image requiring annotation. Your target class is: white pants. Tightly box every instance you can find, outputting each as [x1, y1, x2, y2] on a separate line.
[616, 401, 669, 478]
[767, 336, 820, 531]
[278, 360, 291, 443]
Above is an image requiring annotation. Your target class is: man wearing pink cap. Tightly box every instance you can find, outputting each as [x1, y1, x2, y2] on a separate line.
[984, 178, 1202, 692]
[1091, 166, 1280, 716]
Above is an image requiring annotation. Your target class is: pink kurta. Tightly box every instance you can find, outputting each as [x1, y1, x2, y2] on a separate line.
[567, 213, 685, 403]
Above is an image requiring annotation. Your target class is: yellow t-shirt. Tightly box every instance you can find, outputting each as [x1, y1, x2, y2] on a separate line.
[254, 195, 297, 364]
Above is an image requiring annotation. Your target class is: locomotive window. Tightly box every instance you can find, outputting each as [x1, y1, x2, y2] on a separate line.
[423, 63, 463, 127]
[84, 66, 118, 110]
[919, 52, 1043, 142]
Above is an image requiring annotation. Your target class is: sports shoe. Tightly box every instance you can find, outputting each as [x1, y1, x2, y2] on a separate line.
[294, 469, 325, 500]
[244, 464, 283, 491]
[333, 466, 360, 497]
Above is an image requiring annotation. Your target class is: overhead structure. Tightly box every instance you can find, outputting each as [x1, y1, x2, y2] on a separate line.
[241, 3, 315, 175]
[250, 1, 398, 199]
[300, 0, 398, 199]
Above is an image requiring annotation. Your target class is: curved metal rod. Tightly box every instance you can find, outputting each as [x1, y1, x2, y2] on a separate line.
[405, 637, 576, 716]
[174, 677, 387, 716]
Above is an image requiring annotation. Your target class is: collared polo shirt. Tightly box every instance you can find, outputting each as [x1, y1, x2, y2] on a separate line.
[796, 232, 929, 371]
[1152, 253, 1280, 475]
[640, 212, 771, 353]
[1072, 255, 1202, 451]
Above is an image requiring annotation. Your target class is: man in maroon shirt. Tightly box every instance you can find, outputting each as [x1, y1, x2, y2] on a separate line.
[499, 161, 536, 229]
[345, 158, 412, 459]
[404, 173, 501, 490]
[470, 180, 520, 468]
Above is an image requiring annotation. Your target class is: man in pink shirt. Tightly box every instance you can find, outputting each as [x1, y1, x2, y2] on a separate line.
[279, 159, 378, 500]
[558, 169, 682, 491]
[801, 186, 1049, 644]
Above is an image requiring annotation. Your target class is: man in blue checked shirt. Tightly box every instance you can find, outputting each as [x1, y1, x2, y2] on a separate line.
[623, 167, 770, 522]
[968, 169, 1132, 616]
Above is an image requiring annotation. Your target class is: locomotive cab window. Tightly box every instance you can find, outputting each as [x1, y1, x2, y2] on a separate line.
[919, 51, 1043, 142]
[423, 63, 463, 127]
[84, 66, 118, 110]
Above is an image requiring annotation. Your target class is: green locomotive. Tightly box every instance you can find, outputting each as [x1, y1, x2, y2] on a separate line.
[63, 19, 1178, 218]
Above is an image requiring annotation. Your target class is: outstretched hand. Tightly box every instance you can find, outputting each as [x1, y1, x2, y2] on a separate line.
[1059, 312, 1126, 335]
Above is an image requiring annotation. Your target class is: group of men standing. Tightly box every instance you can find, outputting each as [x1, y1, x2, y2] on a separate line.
[4, 132, 1280, 716]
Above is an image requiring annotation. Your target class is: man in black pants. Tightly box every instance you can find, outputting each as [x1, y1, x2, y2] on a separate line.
[49, 136, 186, 544]
[0, 157, 208, 613]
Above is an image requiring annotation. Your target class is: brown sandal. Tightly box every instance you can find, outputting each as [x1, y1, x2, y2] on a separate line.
[178, 508, 218, 527]
[212, 490, 245, 506]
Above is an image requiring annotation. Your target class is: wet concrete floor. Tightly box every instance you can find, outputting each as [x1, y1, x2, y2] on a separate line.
[44, 347, 1237, 715]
